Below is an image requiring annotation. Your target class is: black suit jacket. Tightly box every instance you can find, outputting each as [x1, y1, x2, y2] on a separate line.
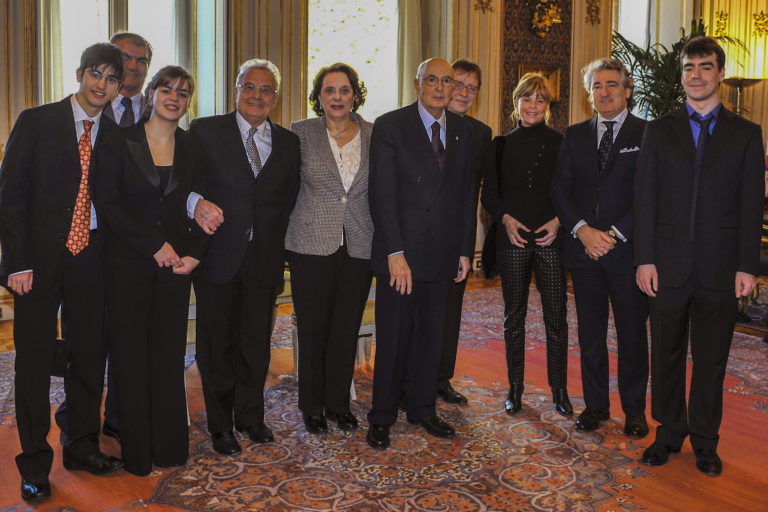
[463, 115, 492, 263]
[369, 102, 476, 281]
[93, 122, 208, 262]
[634, 106, 764, 289]
[0, 96, 115, 289]
[551, 113, 646, 273]
[189, 112, 300, 286]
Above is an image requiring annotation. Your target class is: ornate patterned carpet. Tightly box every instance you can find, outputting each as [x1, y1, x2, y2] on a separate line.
[0, 286, 766, 511]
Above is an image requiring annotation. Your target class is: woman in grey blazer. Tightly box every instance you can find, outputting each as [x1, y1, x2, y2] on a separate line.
[286, 63, 373, 434]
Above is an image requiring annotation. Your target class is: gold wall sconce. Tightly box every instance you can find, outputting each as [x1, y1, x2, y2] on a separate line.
[527, 0, 562, 38]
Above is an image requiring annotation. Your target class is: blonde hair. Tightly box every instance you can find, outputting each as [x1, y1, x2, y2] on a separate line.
[510, 72, 553, 125]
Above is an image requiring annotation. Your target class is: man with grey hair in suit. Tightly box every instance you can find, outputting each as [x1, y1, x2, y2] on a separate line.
[188, 59, 300, 456]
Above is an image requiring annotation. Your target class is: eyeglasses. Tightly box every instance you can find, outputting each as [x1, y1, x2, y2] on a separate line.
[237, 82, 277, 97]
[454, 81, 479, 94]
[86, 69, 120, 86]
[418, 75, 455, 88]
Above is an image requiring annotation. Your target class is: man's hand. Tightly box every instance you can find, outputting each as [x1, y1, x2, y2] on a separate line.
[455, 256, 470, 283]
[194, 199, 224, 235]
[8, 271, 33, 295]
[735, 271, 757, 298]
[172, 256, 201, 275]
[388, 253, 412, 295]
[636, 264, 658, 297]
[501, 214, 530, 248]
[576, 225, 615, 260]
[534, 217, 560, 246]
[154, 242, 182, 268]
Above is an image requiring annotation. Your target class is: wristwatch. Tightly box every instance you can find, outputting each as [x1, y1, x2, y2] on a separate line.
[607, 228, 618, 241]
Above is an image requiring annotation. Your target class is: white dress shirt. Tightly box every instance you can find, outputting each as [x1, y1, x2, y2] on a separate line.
[110, 92, 142, 125]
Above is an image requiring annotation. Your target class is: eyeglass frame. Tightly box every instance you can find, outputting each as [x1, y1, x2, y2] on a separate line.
[454, 80, 479, 94]
[236, 82, 278, 97]
[416, 74, 456, 88]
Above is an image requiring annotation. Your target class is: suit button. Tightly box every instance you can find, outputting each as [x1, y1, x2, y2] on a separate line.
[156, 222, 161, 227]
[598, 187, 602, 192]
[426, 206, 431, 213]
[341, 196, 347, 204]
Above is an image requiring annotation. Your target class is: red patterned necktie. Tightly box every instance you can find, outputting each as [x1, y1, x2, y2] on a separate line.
[66, 120, 93, 255]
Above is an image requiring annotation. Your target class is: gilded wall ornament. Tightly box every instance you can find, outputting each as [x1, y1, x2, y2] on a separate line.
[526, 0, 562, 38]
[585, 0, 600, 25]
[474, 0, 495, 14]
[754, 11, 768, 37]
[714, 10, 728, 37]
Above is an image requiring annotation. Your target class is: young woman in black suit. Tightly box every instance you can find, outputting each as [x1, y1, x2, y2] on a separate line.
[95, 66, 207, 476]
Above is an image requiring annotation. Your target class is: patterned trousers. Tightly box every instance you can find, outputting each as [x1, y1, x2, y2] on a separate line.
[498, 240, 568, 389]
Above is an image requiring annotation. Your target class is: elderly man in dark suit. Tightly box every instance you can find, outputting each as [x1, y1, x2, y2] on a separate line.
[188, 59, 300, 456]
[366, 58, 476, 449]
[635, 37, 764, 476]
[0, 43, 126, 503]
[551, 58, 649, 440]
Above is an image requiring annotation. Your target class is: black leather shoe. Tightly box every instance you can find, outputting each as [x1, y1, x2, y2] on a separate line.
[437, 384, 468, 405]
[211, 431, 241, 455]
[366, 424, 391, 449]
[237, 423, 275, 443]
[695, 449, 722, 476]
[505, 384, 523, 415]
[623, 414, 649, 439]
[640, 442, 680, 466]
[410, 415, 455, 438]
[102, 422, 120, 443]
[326, 410, 358, 431]
[574, 408, 610, 432]
[552, 388, 573, 417]
[62, 449, 124, 475]
[302, 414, 329, 434]
[21, 477, 51, 502]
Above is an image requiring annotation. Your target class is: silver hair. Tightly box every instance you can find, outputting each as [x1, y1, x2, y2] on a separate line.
[581, 58, 635, 111]
[236, 58, 281, 92]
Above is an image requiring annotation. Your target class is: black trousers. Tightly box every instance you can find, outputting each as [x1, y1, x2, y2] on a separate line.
[288, 246, 372, 416]
[13, 243, 104, 480]
[368, 277, 448, 425]
[649, 271, 736, 451]
[571, 263, 649, 415]
[498, 240, 568, 389]
[194, 243, 277, 433]
[436, 277, 467, 392]
[106, 256, 190, 476]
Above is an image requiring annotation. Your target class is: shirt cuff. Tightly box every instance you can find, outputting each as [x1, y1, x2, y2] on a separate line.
[611, 225, 627, 242]
[187, 192, 202, 220]
[388, 250, 404, 257]
[571, 219, 587, 238]
[9, 270, 32, 277]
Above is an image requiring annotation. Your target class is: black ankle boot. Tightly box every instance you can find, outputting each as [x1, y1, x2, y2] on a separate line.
[505, 384, 523, 415]
[552, 387, 573, 417]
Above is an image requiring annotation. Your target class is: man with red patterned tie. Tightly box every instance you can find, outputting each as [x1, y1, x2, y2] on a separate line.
[0, 43, 126, 503]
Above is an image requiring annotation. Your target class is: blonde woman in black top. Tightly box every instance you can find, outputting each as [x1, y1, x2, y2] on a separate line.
[481, 73, 571, 416]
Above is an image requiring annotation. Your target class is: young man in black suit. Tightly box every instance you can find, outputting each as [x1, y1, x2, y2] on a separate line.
[551, 58, 649, 440]
[188, 59, 300, 456]
[366, 58, 476, 449]
[0, 42, 126, 502]
[635, 37, 764, 476]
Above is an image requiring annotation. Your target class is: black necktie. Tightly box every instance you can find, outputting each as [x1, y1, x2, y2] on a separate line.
[431, 121, 444, 171]
[119, 96, 135, 127]
[689, 113, 712, 241]
[597, 120, 616, 174]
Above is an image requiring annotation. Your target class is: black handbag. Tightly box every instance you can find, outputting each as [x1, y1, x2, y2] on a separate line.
[481, 136, 506, 279]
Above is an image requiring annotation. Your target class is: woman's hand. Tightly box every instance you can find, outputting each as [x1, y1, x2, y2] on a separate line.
[534, 217, 560, 246]
[502, 214, 530, 248]
[153, 242, 182, 268]
[172, 256, 200, 275]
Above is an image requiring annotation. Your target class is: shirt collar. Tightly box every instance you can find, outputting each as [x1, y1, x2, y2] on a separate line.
[112, 92, 142, 110]
[597, 108, 628, 127]
[686, 101, 721, 120]
[71, 94, 102, 126]
[417, 100, 445, 133]
[235, 110, 270, 140]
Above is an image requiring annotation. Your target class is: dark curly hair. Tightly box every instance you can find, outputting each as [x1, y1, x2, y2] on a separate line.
[309, 63, 367, 117]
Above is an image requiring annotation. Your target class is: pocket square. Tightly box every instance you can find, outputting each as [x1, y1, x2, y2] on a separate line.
[619, 146, 640, 153]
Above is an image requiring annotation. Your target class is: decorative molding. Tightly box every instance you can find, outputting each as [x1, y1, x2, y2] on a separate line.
[526, 0, 562, 38]
[714, 10, 728, 37]
[474, 0, 494, 13]
[585, 0, 600, 25]
[754, 10, 768, 38]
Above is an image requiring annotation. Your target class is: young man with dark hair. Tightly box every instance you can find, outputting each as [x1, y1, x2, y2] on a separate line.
[635, 36, 764, 476]
[0, 42, 126, 502]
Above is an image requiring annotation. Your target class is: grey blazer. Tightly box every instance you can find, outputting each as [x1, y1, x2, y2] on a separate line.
[285, 112, 374, 259]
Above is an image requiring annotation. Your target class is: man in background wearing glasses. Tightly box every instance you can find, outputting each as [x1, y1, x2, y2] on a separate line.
[366, 58, 476, 449]
[188, 59, 300, 457]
